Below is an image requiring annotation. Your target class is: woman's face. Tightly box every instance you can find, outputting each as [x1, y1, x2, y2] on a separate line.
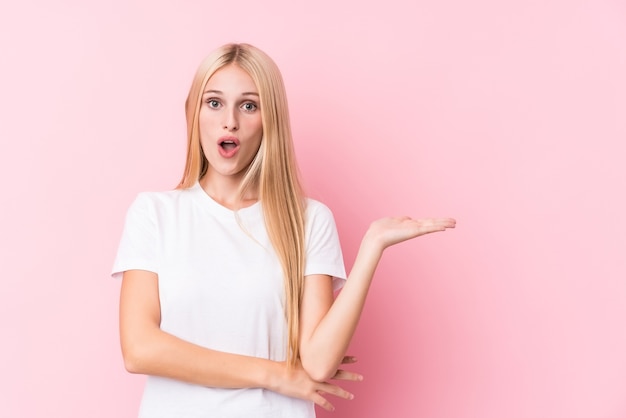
[199, 64, 263, 182]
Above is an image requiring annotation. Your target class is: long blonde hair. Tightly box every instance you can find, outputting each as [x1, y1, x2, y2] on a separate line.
[178, 43, 306, 366]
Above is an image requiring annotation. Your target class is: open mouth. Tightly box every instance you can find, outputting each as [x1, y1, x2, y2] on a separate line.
[217, 137, 240, 158]
[219, 140, 238, 151]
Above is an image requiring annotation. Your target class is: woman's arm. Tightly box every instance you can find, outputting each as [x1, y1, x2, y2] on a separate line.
[299, 217, 456, 381]
[119, 269, 358, 411]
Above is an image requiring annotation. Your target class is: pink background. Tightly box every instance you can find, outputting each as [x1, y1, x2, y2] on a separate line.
[1, 0, 625, 417]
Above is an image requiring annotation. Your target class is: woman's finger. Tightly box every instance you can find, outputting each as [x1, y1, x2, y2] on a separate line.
[341, 355, 357, 364]
[333, 369, 363, 381]
[311, 392, 335, 412]
[316, 381, 354, 400]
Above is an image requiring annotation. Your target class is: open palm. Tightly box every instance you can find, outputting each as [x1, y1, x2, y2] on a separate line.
[366, 216, 456, 250]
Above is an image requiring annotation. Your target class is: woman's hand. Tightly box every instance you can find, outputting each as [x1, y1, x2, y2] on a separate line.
[331, 355, 360, 382]
[271, 356, 361, 412]
[364, 216, 456, 252]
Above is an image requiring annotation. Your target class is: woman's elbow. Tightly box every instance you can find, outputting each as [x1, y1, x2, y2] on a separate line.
[309, 367, 336, 383]
[121, 341, 151, 374]
[300, 354, 337, 382]
[122, 348, 142, 374]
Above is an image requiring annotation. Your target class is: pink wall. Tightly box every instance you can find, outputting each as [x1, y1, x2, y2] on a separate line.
[1, 1, 625, 417]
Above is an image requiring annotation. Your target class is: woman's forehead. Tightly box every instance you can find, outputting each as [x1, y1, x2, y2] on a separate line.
[204, 64, 258, 95]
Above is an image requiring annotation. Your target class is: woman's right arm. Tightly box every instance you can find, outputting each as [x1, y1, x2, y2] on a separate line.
[119, 269, 356, 411]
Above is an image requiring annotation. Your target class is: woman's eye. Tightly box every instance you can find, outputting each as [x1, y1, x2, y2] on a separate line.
[242, 102, 257, 112]
[206, 99, 220, 108]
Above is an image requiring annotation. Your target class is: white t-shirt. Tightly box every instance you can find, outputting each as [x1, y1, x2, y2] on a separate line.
[112, 183, 346, 418]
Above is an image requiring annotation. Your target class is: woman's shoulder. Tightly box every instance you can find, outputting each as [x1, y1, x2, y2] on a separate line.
[128, 186, 197, 213]
[304, 198, 337, 223]
[305, 197, 330, 213]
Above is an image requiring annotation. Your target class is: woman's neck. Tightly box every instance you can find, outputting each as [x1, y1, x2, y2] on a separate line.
[199, 171, 258, 210]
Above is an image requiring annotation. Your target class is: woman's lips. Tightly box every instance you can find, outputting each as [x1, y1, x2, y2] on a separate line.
[218, 136, 240, 158]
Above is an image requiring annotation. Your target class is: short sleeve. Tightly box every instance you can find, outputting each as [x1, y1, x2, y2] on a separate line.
[111, 193, 159, 279]
[304, 201, 347, 291]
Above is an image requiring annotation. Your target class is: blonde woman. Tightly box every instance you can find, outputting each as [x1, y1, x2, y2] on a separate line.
[112, 43, 455, 418]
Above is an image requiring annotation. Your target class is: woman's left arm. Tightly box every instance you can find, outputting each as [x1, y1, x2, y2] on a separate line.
[299, 217, 456, 382]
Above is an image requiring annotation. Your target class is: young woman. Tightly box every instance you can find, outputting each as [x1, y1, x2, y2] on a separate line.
[112, 43, 455, 418]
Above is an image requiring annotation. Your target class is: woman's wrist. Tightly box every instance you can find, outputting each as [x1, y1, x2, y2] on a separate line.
[262, 359, 285, 392]
[358, 232, 385, 263]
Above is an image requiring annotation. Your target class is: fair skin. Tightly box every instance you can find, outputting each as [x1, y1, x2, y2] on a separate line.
[119, 64, 456, 411]
[197, 64, 263, 208]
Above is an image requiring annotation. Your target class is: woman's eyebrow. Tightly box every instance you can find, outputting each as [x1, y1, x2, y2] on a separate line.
[202, 89, 259, 97]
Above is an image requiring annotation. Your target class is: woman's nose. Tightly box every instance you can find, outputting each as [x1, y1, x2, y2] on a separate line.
[223, 109, 238, 131]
